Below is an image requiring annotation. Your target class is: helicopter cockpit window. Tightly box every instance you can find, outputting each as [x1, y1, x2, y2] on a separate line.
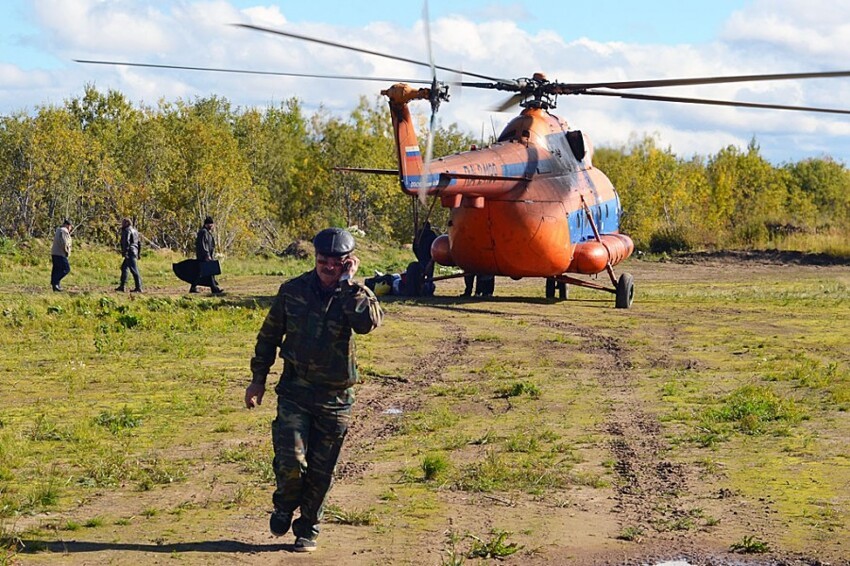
[566, 130, 586, 161]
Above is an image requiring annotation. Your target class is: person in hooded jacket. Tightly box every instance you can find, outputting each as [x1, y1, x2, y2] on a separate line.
[116, 218, 143, 293]
[191, 216, 223, 294]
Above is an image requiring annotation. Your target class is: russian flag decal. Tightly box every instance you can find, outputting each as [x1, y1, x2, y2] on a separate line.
[405, 146, 421, 159]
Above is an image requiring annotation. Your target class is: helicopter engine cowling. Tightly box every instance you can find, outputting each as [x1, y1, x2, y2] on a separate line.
[430, 234, 455, 266]
[568, 234, 634, 274]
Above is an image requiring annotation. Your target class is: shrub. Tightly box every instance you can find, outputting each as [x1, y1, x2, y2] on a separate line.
[649, 228, 691, 253]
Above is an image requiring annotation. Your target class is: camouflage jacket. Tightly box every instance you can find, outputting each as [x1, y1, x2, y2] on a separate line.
[250, 270, 383, 391]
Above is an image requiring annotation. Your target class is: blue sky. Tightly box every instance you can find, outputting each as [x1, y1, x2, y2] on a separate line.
[2, 0, 850, 163]
[3, 0, 748, 65]
[231, 0, 747, 44]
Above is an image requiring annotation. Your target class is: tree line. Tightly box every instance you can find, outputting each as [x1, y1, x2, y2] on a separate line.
[596, 137, 850, 252]
[1, 85, 848, 255]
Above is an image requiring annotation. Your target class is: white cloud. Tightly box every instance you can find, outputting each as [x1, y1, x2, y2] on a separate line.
[722, 0, 850, 62]
[241, 5, 287, 27]
[34, 0, 172, 54]
[0, 63, 51, 88]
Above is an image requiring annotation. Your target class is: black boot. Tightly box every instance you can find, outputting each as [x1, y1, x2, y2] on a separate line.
[269, 509, 292, 537]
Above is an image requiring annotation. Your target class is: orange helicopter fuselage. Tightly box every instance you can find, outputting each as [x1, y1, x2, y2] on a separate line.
[384, 83, 632, 278]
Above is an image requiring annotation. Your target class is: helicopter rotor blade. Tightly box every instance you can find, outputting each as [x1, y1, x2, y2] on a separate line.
[583, 89, 850, 115]
[233, 23, 515, 85]
[73, 59, 433, 84]
[420, 0, 437, 204]
[553, 69, 850, 92]
[490, 92, 525, 113]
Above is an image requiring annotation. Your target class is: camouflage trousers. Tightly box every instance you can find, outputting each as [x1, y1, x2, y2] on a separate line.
[272, 378, 353, 540]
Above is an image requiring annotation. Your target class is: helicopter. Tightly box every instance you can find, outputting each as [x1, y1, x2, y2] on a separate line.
[76, 20, 850, 308]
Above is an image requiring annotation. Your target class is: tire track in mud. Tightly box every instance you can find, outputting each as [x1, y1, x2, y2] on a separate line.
[539, 319, 693, 539]
[337, 319, 469, 480]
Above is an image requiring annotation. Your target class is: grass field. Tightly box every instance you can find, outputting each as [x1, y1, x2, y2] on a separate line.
[1, 239, 849, 564]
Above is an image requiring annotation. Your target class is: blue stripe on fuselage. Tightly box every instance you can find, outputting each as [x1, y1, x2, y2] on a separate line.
[402, 172, 455, 189]
[568, 197, 621, 244]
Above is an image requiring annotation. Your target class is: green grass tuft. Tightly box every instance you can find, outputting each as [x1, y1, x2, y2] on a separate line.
[324, 504, 378, 526]
[421, 453, 450, 481]
[467, 530, 522, 559]
[495, 381, 540, 399]
[730, 534, 770, 554]
[701, 384, 804, 435]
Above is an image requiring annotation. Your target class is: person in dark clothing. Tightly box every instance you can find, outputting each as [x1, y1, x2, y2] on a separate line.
[477, 274, 495, 297]
[50, 219, 73, 292]
[116, 218, 143, 293]
[410, 221, 438, 296]
[414, 221, 438, 278]
[462, 274, 476, 297]
[245, 227, 383, 553]
[191, 216, 223, 294]
[462, 273, 495, 297]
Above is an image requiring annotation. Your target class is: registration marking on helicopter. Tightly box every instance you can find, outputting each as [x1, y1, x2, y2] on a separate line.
[461, 162, 498, 182]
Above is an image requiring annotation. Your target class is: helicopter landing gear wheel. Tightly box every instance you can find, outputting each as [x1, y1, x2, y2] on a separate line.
[545, 278, 555, 299]
[615, 273, 634, 309]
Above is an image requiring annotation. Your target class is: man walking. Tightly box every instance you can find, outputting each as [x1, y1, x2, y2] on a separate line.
[190, 216, 223, 294]
[245, 227, 383, 552]
[116, 218, 143, 293]
[50, 219, 73, 292]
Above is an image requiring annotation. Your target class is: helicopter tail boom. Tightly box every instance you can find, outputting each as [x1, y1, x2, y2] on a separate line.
[384, 84, 430, 194]
[385, 83, 525, 198]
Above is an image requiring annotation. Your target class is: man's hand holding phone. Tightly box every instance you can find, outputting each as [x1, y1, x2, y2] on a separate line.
[340, 255, 359, 282]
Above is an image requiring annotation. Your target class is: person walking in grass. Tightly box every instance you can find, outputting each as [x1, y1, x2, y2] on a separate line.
[190, 216, 223, 294]
[50, 219, 73, 292]
[115, 218, 143, 293]
[245, 227, 383, 552]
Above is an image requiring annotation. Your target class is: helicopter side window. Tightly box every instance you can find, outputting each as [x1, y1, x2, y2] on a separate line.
[497, 129, 516, 142]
